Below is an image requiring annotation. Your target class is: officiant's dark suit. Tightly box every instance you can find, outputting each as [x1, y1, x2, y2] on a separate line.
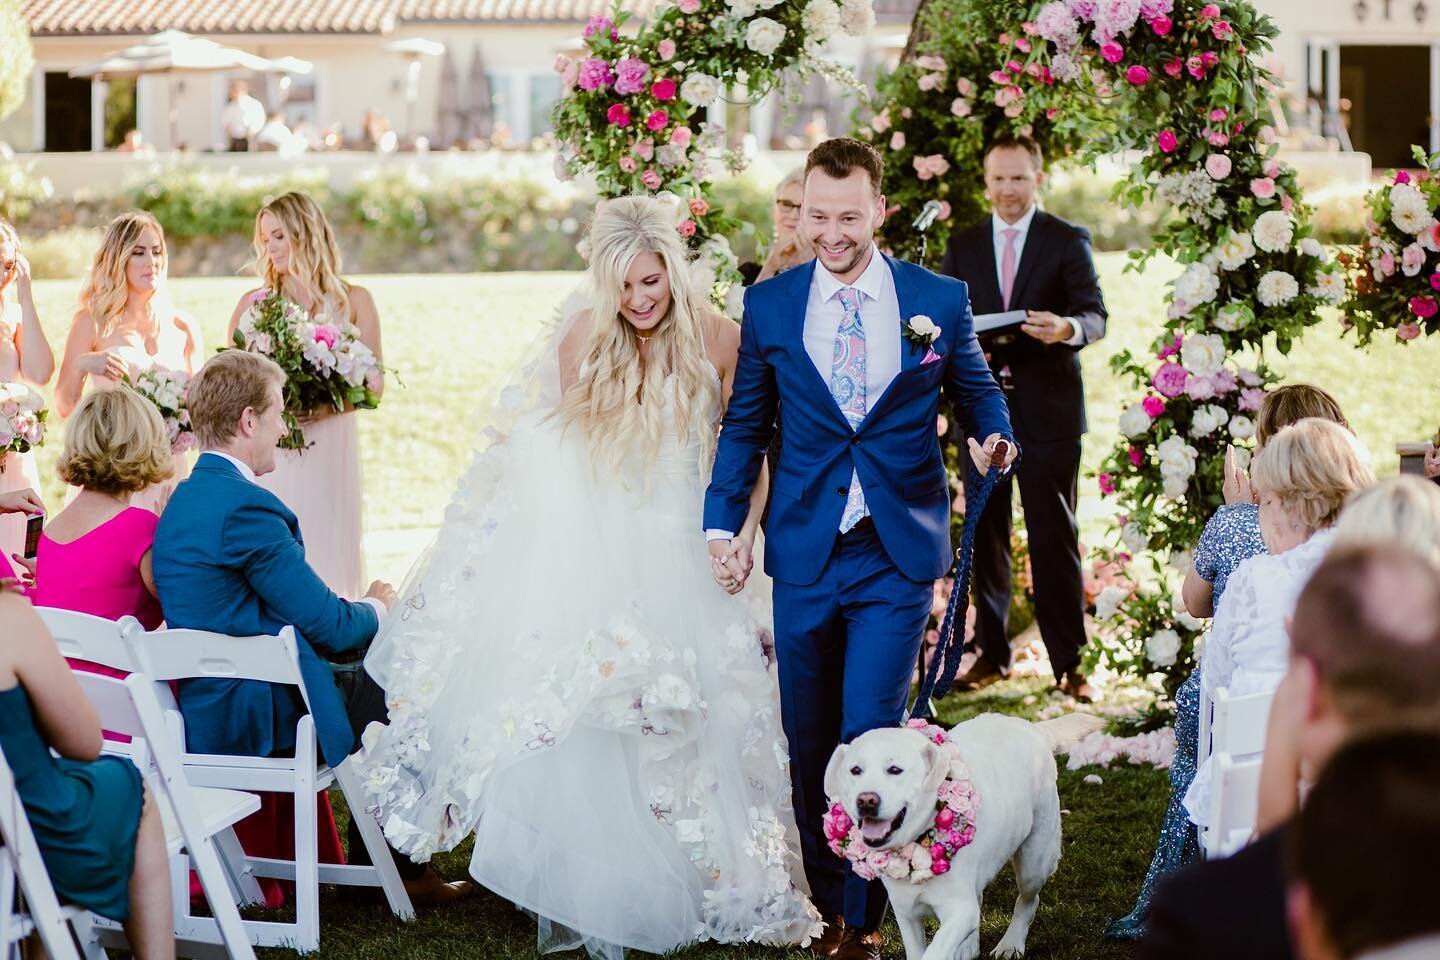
[939, 137, 1106, 694]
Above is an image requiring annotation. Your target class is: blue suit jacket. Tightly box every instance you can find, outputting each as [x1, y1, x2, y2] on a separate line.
[704, 255, 1013, 585]
[153, 453, 379, 768]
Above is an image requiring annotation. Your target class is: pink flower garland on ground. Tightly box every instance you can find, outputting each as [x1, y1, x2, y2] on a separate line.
[822, 720, 979, 883]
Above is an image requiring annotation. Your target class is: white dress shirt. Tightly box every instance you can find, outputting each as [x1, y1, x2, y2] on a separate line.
[202, 450, 386, 618]
[992, 206, 1084, 346]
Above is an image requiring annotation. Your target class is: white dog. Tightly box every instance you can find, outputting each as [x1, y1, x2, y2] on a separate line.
[824, 714, 1097, 960]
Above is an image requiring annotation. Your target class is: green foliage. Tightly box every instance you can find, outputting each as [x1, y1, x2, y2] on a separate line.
[130, 166, 335, 238]
[0, 0, 33, 123]
[0, 162, 51, 222]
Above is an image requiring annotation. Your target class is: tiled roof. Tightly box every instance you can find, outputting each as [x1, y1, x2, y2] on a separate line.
[24, 0, 913, 36]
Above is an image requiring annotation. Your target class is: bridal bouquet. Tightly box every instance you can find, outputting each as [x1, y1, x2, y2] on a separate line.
[1343, 146, 1440, 345]
[233, 289, 383, 450]
[125, 368, 195, 455]
[0, 382, 46, 468]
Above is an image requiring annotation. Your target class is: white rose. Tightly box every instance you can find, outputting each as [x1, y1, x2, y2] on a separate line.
[1095, 585, 1130, 622]
[1215, 231, 1255, 271]
[690, 259, 718, 295]
[1252, 210, 1295, 253]
[1169, 548, 1193, 574]
[745, 16, 786, 54]
[838, 0, 875, 35]
[1119, 403, 1151, 438]
[1171, 595, 1205, 631]
[1229, 415, 1255, 440]
[1308, 269, 1346, 305]
[727, 0, 760, 16]
[802, 0, 842, 39]
[1180, 332, 1226, 378]
[1161, 471, 1189, 499]
[1256, 270, 1300, 307]
[756, 0, 786, 7]
[1299, 236, 1327, 261]
[1189, 404, 1227, 438]
[907, 315, 939, 341]
[1121, 521, 1149, 555]
[1232, 446, 1252, 469]
[909, 845, 932, 871]
[1146, 628, 1182, 667]
[1173, 262, 1220, 312]
[724, 282, 745, 320]
[681, 73, 722, 107]
[884, 856, 910, 879]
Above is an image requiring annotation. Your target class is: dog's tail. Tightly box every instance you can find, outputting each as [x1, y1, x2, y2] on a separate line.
[1033, 713, 1105, 754]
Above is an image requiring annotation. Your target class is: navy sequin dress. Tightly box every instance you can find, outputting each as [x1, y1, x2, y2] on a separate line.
[1106, 503, 1266, 939]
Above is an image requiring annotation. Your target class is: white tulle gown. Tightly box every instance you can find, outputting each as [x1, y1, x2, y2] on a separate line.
[354, 323, 820, 959]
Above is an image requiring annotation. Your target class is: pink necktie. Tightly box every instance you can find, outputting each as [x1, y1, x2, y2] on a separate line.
[1000, 227, 1019, 310]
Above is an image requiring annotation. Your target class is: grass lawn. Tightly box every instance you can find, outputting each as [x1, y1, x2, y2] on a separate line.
[19, 257, 1438, 958]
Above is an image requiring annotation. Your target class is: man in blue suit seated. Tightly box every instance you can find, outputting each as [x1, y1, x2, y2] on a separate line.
[704, 137, 1016, 960]
[153, 349, 471, 906]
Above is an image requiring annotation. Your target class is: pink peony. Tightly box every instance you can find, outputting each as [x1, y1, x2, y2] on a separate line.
[678, 0, 701, 10]
[633, 137, 654, 160]
[1395, 170, 1412, 185]
[1158, 333, 1182, 359]
[677, 219, 697, 238]
[1152, 361, 1189, 397]
[1250, 176, 1276, 199]
[583, 14, 617, 38]
[606, 103, 632, 127]
[657, 38, 677, 60]
[1398, 322, 1422, 340]
[614, 57, 651, 96]
[689, 197, 709, 216]
[1100, 41, 1124, 63]
[577, 58, 615, 91]
[931, 856, 950, 876]
[1201, 50, 1220, 68]
[1239, 387, 1265, 412]
[1142, 395, 1166, 417]
[1128, 446, 1144, 466]
[1185, 374, 1217, 401]
[1199, 2, 1220, 18]
[1099, 473, 1117, 495]
[1163, 57, 1183, 78]
[935, 807, 956, 829]
[671, 125, 692, 147]
[651, 78, 677, 101]
[1157, 129, 1178, 153]
[1209, 108, 1228, 122]
[1211, 19, 1233, 40]
[641, 169, 662, 190]
[619, 155, 638, 173]
[1126, 65, 1150, 86]
[1150, 14, 1172, 33]
[1411, 296, 1439, 319]
[646, 109, 669, 131]
[1186, 55, 1205, 80]
[1205, 153, 1232, 179]
[1207, 130, 1229, 147]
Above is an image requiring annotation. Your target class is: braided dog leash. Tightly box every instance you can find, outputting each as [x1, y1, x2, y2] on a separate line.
[910, 438, 1012, 716]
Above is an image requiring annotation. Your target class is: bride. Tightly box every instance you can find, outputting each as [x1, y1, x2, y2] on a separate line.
[353, 196, 821, 957]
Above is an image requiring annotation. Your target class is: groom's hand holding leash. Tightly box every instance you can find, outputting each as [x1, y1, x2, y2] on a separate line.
[967, 434, 1016, 476]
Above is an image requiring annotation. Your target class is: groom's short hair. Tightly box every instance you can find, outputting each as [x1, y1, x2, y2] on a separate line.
[805, 138, 884, 197]
[188, 349, 286, 448]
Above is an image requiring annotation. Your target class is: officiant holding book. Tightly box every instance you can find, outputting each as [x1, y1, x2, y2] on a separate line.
[939, 135, 1107, 701]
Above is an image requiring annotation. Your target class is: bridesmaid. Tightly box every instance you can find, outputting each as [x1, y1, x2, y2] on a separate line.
[226, 191, 381, 599]
[54, 212, 201, 513]
[0, 219, 56, 559]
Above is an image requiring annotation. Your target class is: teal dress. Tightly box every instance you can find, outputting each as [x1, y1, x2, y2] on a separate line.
[0, 684, 144, 921]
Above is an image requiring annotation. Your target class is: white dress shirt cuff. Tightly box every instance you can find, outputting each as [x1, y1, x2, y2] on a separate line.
[360, 597, 388, 620]
[1063, 317, 1085, 347]
[705, 529, 735, 542]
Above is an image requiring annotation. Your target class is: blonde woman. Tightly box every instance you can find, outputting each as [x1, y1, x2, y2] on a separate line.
[54, 212, 200, 512]
[1254, 475, 1440, 833]
[354, 196, 819, 957]
[225, 191, 380, 599]
[1, 219, 56, 557]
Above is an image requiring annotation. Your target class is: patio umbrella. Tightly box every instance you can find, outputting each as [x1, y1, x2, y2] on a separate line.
[465, 43, 494, 144]
[69, 30, 285, 148]
[384, 38, 445, 142]
[436, 46, 463, 147]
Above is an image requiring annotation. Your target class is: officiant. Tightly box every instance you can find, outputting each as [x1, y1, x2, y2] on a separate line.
[939, 135, 1107, 702]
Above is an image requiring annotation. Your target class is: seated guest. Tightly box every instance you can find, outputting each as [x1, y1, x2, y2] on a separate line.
[32, 385, 172, 635]
[1142, 545, 1440, 960]
[1286, 731, 1440, 960]
[1183, 418, 1373, 826]
[1255, 474, 1440, 831]
[740, 168, 810, 285]
[152, 349, 471, 906]
[0, 592, 173, 958]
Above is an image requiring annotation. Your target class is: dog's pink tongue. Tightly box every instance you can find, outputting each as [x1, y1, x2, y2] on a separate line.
[860, 817, 891, 844]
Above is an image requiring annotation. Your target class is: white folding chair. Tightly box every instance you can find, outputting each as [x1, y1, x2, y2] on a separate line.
[129, 626, 414, 954]
[70, 670, 261, 960]
[38, 607, 267, 909]
[0, 745, 106, 960]
[1202, 751, 1264, 858]
[1211, 686, 1273, 759]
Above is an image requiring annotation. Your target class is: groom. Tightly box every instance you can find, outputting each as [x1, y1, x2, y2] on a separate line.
[704, 137, 1015, 959]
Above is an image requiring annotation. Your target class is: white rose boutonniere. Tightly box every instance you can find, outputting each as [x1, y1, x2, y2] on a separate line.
[904, 314, 940, 351]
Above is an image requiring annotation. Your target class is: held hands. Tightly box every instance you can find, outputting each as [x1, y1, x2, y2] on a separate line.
[708, 537, 754, 596]
[967, 434, 1017, 477]
[364, 579, 398, 611]
[0, 488, 44, 517]
[1222, 446, 1255, 504]
[1020, 311, 1073, 345]
[80, 350, 130, 381]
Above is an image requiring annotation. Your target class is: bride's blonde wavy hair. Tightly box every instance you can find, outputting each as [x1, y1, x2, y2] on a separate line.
[553, 196, 719, 478]
[249, 191, 351, 320]
[76, 211, 174, 339]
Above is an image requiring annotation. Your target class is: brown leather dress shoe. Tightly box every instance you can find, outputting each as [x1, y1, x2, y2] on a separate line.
[810, 915, 845, 957]
[833, 926, 883, 960]
[403, 865, 476, 907]
[954, 656, 1006, 691]
[1056, 668, 1096, 704]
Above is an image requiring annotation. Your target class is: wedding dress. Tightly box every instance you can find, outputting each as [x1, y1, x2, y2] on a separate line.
[353, 303, 820, 958]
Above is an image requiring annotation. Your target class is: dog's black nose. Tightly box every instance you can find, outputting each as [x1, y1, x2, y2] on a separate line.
[856, 792, 881, 817]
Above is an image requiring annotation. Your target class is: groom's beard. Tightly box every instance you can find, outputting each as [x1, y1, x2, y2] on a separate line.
[813, 237, 868, 278]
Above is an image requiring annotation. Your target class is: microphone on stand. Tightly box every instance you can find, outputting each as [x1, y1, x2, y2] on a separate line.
[912, 199, 944, 266]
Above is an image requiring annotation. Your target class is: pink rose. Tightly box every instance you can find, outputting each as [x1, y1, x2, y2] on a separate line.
[1199, 2, 1220, 19]
[1186, 55, 1205, 80]
[1263, 159, 1281, 178]
[606, 103, 632, 127]
[1205, 153, 1232, 180]
[1158, 333, 1182, 359]
[1126, 65, 1150, 86]
[1395, 170, 1412, 185]
[988, 69, 1010, 84]
[1281, 195, 1294, 212]
[956, 76, 974, 96]
[938, 200, 952, 221]
[1209, 108, 1228, 122]
[1430, 273, 1440, 291]
[619, 155, 638, 173]
[1207, 130, 1229, 147]
[950, 97, 972, 117]
[1016, 37, 1032, 52]
[641, 169, 662, 190]
[931, 855, 950, 876]
[1150, 14, 1172, 34]
[1250, 176, 1276, 199]
[1142, 395, 1166, 417]
[577, 58, 614, 91]
[1239, 387, 1265, 412]
[613, 57, 651, 96]
[1163, 57, 1183, 78]
[651, 78, 677, 101]
[677, 219, 697, 238]
[583, 14, 617, 38]
[687, 198, 708, 218]
[678, 0, 701, 11]
[646, 109, 669, 131]
[1398, 322, 1422, 340]
[1411, 296, 1439, 319]
[1045, 106, 1060, 120]
[313, 323, 338, 348]
[671, 126, 691, 147]
[890, 131, 906, 151]
[657, 38, 677, 61]
[1152, 361, 1189, 398]
[1157, 129, 1178, 154]
[1099, 473, 1117, 495]
[1128, 446, 1144, 466]
[1211, 19, 1233, 39]
[1201, 50, 1220, 67]
[935, 807, 956, 829]
[1101, 41, 1124, 63]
